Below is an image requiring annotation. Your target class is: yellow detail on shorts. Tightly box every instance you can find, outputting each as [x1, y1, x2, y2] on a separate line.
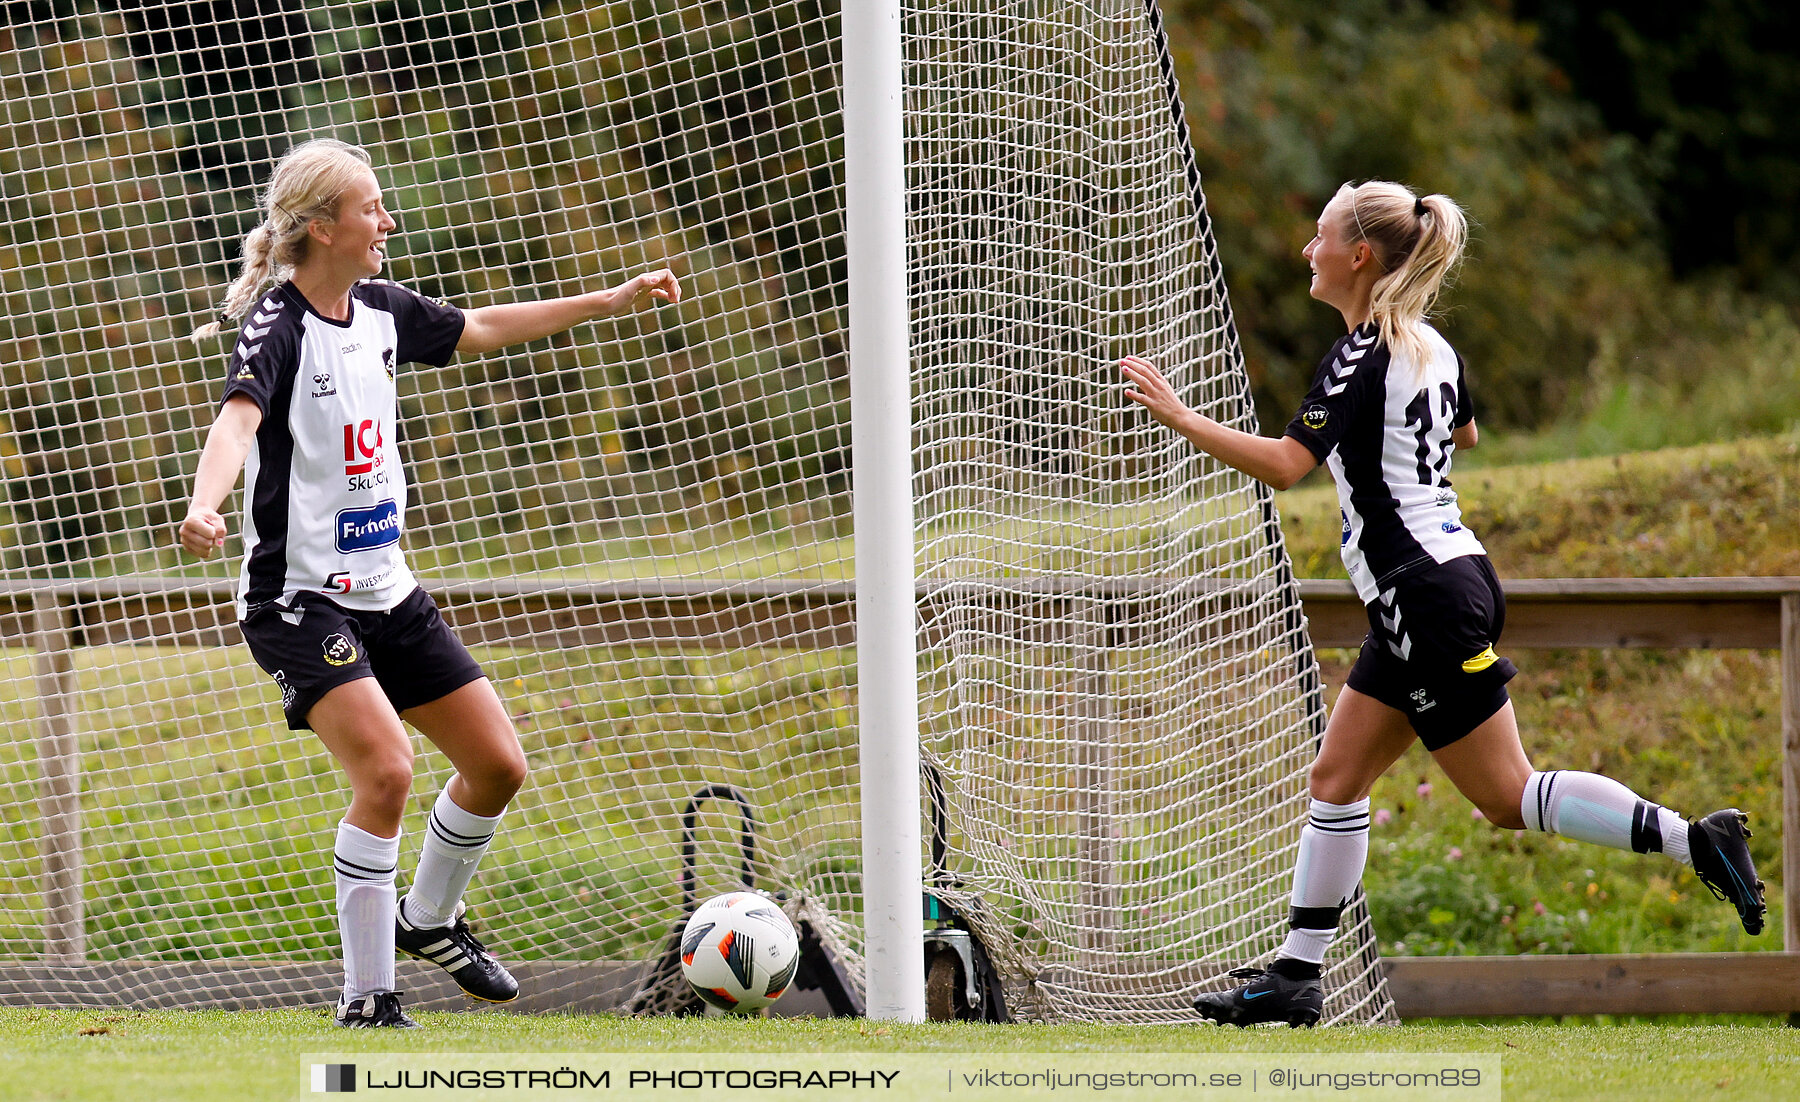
[1462, 646, 1499, 673]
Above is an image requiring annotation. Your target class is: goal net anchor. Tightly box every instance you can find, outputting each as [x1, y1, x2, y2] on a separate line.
[920, 762, 1009, 1022]
[625, 783, 863, 1018]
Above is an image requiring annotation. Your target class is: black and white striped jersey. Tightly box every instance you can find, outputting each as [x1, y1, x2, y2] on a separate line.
[218, 279, 464, 618]
[1283, 320, 1486, 605]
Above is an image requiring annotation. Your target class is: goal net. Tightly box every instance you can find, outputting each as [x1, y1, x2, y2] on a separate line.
[0, 0, 1392, 1024]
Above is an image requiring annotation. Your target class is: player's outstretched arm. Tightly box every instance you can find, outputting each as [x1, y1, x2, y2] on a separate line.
[179, 394, 263, 560]
[456, 268, 681, 355]
[1120, 355, 1318, 491]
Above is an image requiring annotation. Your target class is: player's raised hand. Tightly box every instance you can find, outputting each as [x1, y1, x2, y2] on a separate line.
[1120, 355, 1195, 432]
[458, 271, 684, 352]
[626, 268, 681, 307]
[178, 505, 228, 560]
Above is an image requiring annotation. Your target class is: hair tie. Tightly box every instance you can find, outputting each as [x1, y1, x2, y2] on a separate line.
[1414, 197, 1428, 218]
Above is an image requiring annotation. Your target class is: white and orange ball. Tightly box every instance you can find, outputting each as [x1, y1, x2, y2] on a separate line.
[678, 892, 801, 1012]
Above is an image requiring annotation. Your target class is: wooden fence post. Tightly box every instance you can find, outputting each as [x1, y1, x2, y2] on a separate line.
[32, 590, 84, 963]
[1782, 593, 1798, 960]
[1072, 599, 1119, 959]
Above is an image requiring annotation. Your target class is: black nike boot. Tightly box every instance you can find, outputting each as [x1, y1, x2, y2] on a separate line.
[1687, 809, 1767, 936]
[1193, 963, 1323, 1028]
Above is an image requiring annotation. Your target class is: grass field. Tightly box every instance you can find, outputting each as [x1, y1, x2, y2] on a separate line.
[6, 1008, 1799, 1101]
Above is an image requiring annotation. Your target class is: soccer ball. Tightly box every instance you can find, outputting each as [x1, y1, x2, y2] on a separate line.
[679, 891, 801, 1013]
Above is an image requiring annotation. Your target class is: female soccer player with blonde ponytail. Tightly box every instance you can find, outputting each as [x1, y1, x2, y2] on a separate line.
[1122, 180, 1765, 1028]
[181, 138, 680, 1028]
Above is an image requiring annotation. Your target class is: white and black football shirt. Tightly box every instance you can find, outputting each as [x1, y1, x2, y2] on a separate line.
[219, 279, 464, 618]
[1283, 320, 1487, 604]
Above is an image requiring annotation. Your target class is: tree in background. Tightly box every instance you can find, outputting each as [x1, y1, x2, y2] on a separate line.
[1163, 0, 1800, 452]
[0, 9, 221, 573]
[1164, 0, 1663, 429]
[4, 0, 1797, 576]
[1514, 0, 1800, 294]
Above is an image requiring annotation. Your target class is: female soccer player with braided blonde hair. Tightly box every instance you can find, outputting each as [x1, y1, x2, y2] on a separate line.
[1122, 180, 1765, 1028]
[181, 138, 680, 1028]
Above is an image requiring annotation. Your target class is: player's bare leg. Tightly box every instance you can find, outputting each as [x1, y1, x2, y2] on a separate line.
[392, 679, 526, 1003]
[311, 679, 419, 1027]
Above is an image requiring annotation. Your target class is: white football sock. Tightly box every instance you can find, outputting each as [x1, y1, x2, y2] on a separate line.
[1277, 798, 1371, 964]
[1520, 770, 1691, 866]
[334, 820, 400, 1000]
[402, 789, 503, 929]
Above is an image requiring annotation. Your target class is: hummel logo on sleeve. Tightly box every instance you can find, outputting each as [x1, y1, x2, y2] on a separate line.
[235, 297, 285, 360]
[1323, 329, 1376, 396]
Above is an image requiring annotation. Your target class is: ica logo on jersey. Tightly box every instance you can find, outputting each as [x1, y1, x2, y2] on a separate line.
[334, 499, 402, 553]
[343, 419, 388, 489]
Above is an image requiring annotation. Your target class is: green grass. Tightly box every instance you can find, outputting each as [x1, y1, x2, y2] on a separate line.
[94, 493, 1275, 584]
[0, 643, 869, 963]
[1455, 287, 1800, 469]
[70, 433, 1800, 587]
[5, 1009, 1798, 1101]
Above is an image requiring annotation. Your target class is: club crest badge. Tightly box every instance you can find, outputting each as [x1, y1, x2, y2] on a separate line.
[322, 633, 359, 667]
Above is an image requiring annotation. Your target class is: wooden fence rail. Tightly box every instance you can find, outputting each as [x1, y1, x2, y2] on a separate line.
[4, 574, 1797, 1017]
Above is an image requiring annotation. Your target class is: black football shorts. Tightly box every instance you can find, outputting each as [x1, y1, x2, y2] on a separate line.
[239, 587, 486, 731]
[1345, 554, 1518, 751]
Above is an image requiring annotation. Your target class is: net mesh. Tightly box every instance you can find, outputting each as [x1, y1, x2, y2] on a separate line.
[0, 0, 1391, 1024]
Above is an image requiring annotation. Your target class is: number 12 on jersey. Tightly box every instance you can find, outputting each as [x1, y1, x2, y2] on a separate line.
[1404, 383, 1457, 484]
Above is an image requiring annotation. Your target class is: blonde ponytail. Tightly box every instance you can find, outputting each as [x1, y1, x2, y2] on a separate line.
[193, 224, 279, 341]
[1337, 182, 1469, 369]
[191, 138, 374, 343]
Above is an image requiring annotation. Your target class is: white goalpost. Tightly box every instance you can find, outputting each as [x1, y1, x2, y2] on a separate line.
[0, 0, 1393, 1025]
[845, 0, 925, 1024]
